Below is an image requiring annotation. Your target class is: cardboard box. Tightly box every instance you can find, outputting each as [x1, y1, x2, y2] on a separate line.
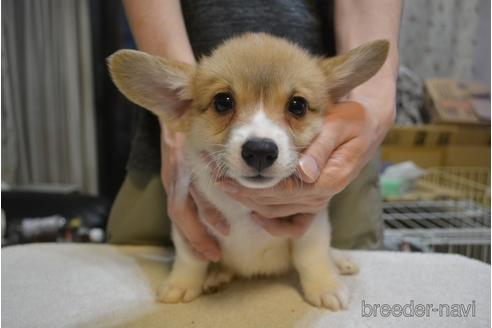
[381, 146, 445, 168]
[424, 79, 490, 125]
[445, 146, 490, 167]
[382, 125, 490, 168]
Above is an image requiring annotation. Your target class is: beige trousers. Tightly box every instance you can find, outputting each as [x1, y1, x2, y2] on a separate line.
[107, 158, 383, 250]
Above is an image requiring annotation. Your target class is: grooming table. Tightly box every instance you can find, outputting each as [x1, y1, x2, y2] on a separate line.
[2, 244, 490, 328]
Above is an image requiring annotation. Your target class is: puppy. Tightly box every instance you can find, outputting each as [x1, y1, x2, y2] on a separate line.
[109, 33, 388, 310]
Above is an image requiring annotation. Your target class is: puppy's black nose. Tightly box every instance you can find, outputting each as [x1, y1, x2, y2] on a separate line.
[241, 138, 278, 171]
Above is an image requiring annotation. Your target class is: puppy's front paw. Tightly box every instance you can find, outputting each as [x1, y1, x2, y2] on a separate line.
[302, 278, 349, 311]
[157, 279, 203, 304]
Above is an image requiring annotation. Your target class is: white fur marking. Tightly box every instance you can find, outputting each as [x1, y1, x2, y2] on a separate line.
[225, 105, 296, 188]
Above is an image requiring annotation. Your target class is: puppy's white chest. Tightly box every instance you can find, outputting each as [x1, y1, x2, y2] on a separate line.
[219, 210, 291, 277]
[194, 169, 291, 277]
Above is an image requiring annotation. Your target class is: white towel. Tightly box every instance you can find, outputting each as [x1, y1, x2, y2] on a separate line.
[2, 244, 490, 328]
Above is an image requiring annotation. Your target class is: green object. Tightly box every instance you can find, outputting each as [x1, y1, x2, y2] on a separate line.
[381, 178, 402, 198]
[69, 218, 81, 230]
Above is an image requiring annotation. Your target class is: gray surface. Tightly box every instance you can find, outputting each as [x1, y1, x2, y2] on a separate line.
[2, 243, 490, 328]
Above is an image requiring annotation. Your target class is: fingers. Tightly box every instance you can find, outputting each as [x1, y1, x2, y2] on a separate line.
[215, 179, 259, 196]
[216, 186, 303, 217]
[215, 178, 300, 198]
[160, 129, 222, 262]
[189, 187, 230, 236]
[316, 138, 366, 195]
[252, 213, 315, 238]
[297, 123, 339, 183]
[252, 202, 324, 219]
[168, 191, 221, 262]
[218, 188, 324, 218]
[215, 177, 326, 219]
[297, 101, 366, 183]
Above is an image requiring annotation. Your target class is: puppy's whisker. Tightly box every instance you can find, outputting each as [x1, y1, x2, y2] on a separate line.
[207, 143, 227, 149]
[189, 152, 226, 183]
[292, 166, 306, 190]
[215, 162, 229, 182]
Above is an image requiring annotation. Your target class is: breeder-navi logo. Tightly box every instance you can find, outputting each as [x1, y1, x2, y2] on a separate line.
[361, 300, 476, 318]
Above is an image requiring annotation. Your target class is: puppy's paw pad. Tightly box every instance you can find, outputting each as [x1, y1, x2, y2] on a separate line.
[336, 259, 359, 275]
[304, 282, 349, 311]
[203, 269, 233, 294]
[157, 283, 202, 303]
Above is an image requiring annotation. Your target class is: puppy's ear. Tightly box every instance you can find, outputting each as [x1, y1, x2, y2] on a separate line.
[320, 40, 389, 101]
[108, 50, 193, 129]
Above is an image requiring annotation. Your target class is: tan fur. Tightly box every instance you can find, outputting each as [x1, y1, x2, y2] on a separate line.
[108, 33, 388, 149]
[108, 33, 389, 310]
[320, 40, 389, 101]
[108, 50, 194, 131]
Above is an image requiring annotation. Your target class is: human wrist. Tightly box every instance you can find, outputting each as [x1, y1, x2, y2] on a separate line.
[340, 85, 396, 141]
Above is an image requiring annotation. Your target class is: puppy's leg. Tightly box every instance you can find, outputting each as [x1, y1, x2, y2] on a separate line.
[292, 210, 349, 311]
[331, 248, 359, 275]
[203, 264, 234, 294]
[158, 224, 208, 303]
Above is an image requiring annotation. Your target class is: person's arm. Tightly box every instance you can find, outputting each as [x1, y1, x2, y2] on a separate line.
[123, 0, 225, 261]
[123, 0, 195, 63]
[295, 0, 402, 184]
[334, 0, 400, 141]
[216, 1, 402, 238]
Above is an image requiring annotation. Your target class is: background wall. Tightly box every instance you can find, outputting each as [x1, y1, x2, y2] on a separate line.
[2, 0, 98, 194]
[475, 0, 491, 85]
[400, 0, 489, 83]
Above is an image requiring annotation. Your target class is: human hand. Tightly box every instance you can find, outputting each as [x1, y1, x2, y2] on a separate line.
[160, 122, 229, 262]
[215, 100, 394, 237]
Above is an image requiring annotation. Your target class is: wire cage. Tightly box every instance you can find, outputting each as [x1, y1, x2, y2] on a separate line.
[383, 167, 491, 263]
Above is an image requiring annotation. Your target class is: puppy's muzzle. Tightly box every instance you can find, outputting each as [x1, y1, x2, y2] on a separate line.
[241, 138, 278, 172]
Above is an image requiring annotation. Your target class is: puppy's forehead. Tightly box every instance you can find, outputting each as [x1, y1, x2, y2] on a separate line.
[195, 34, 325, 98]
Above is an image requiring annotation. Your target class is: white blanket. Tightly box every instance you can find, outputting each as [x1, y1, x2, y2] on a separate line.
[2, 244, 490, 328]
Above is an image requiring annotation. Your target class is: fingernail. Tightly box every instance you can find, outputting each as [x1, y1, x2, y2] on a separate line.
[299, 155, 319, 182]
[204, 250, 220, 262]
[216, 182, 239, 194]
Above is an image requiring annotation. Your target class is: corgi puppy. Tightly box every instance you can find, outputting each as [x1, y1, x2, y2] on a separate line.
[109, 33, 388, 310]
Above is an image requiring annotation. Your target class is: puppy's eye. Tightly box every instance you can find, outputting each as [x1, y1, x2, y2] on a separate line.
[213, 92, 234, 114]
[287, 96, 308, 117]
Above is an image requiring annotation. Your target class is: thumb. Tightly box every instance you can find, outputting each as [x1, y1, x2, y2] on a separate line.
[298, 101, 366, 183]
[297, 125, 339, 183]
